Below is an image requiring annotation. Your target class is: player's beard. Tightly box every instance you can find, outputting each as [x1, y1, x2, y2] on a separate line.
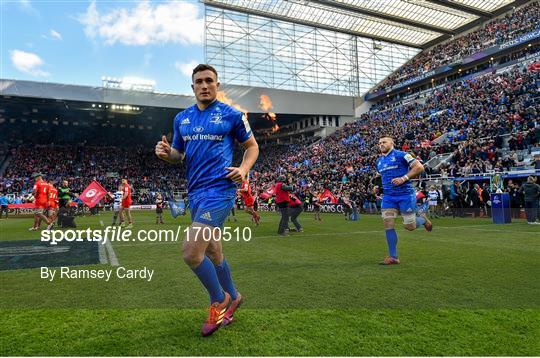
[197, 92, 216, 105]
[198, 97, 214, 105]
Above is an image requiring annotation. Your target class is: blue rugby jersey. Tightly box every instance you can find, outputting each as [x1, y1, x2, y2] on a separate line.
[376, 149, 417, 196]
[172, 100, 252, 195]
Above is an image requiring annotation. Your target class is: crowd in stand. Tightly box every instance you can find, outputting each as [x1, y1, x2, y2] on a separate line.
[0, 61, 538, 212]
[373, 1, 539, 92]
[0, 145, 187, 204]
[248, 62, 539, 214]
[1, 60, 538, 211]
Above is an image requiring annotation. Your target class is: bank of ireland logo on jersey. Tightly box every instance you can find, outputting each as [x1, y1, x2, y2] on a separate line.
[194, 126, 204, 133]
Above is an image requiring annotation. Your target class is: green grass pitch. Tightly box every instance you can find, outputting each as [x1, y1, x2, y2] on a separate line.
[0, 210, 539, 356]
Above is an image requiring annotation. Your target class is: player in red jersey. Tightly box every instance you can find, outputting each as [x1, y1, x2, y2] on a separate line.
[238, 177, 260, 225]
[46, 181, 59, 230]
[29, 173, 51, 231]
[119, 178, 133, 228]
[47, 181, 58, 216]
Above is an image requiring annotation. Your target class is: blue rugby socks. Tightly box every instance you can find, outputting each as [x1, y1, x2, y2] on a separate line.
[385, 229, 398, 258]
[215, 259, 238, 300]
[192, 256, 225, 303]
[416, 215, 426, 228]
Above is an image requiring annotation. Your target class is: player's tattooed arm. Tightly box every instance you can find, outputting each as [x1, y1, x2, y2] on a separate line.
[392, 160, 424, 185]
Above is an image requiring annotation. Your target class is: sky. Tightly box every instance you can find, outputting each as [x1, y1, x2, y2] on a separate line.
[0, 0, 205, 95]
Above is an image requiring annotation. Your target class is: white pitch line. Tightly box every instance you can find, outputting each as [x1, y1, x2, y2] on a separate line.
[104, 239, 119, 266]
[98, 240, 108, 264]
[98, 219, 119, 266]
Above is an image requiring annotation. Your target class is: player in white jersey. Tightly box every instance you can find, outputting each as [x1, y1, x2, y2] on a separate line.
[427, 185, 440, 218]
[108, 185, 124, 226]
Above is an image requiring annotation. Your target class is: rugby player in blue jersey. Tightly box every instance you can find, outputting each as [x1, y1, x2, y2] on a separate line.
[155, 64, 259, 336]
[376, 136, 432, 265]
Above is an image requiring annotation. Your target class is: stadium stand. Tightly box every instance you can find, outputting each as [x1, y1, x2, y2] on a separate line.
[0, 4, 538, 214]
[251, 60, 539, 213]
[1, 59, 537, 210]
[372, 1, 540, 92]
[0, 145, 187, 204]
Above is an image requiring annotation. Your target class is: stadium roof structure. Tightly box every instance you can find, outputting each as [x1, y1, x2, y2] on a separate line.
[0, 79, 194, 109]
[202, 0, 530, 49]
[0, 79, 354, 116]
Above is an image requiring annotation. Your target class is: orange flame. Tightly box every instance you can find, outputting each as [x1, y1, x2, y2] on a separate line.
[259, 94, 273, 112]
[217, 91, 249, 117]
[259, 94, 279, 133]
